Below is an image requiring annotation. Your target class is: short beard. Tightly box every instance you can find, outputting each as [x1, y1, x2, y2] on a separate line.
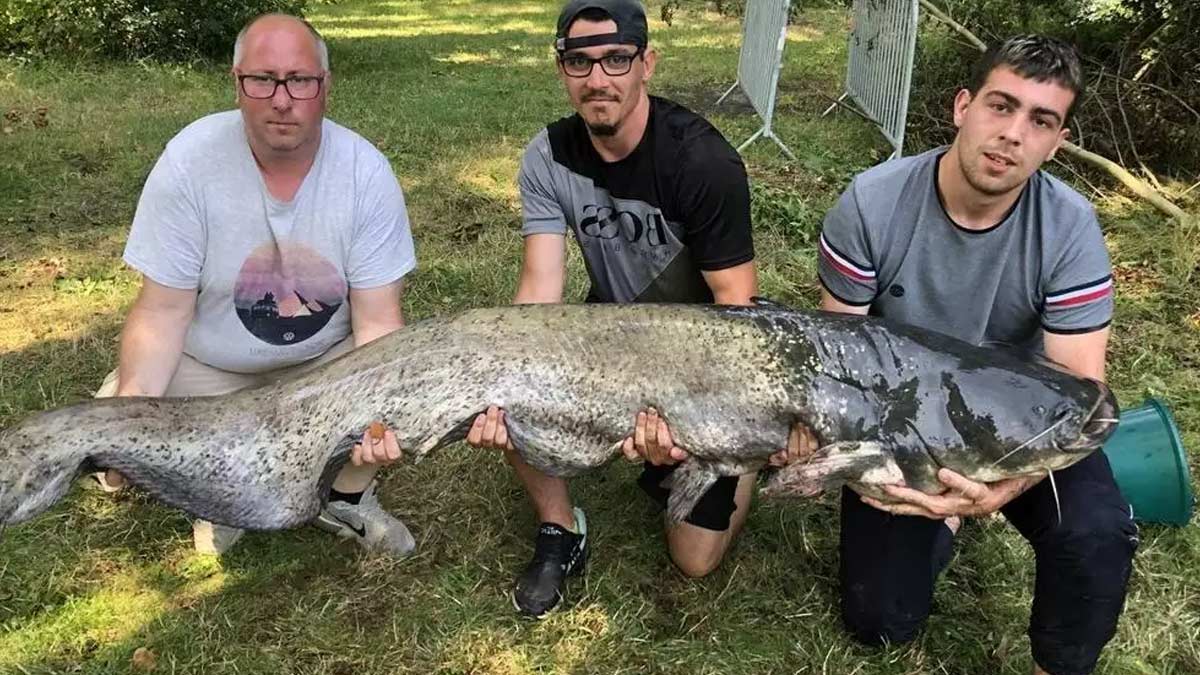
[957, 145, 1024, 197]
[586, 121, 619, 137]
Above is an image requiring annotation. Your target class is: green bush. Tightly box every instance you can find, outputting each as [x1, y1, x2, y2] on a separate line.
[0, 0, 309, 61]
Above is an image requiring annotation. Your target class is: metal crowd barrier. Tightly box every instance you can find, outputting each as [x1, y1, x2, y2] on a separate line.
[823, 0, 920, 158]
[716, 0, 796, 159]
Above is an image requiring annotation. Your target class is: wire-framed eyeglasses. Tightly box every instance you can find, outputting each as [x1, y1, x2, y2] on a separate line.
[238, 74, 325, 100]
[557, 49, 644, 78]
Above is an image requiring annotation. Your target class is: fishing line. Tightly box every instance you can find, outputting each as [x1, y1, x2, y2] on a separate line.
[990, 414, 1072, 467]
[1047, 469, 1062, 526]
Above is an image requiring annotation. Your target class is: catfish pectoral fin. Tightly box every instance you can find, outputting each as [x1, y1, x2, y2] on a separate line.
[761, 441, 903, 498]
[412, 415, 478, 458]
[665, 460, 719, 525]
[844, 483, 894, 503]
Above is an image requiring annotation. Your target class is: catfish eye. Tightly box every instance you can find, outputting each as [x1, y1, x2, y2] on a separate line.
[1033, 405, 1046, 415]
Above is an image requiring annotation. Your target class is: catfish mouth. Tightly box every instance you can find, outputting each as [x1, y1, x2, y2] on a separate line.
[988, 380, 1118, 475]
[1059, 380, 1120, 452]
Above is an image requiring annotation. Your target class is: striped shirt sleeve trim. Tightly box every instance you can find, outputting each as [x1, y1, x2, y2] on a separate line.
[819, 233, 876, 282]
[818, 275, 874, 307]
[1045, 275, 1113, 307]
[1041, 319, 1112, 335]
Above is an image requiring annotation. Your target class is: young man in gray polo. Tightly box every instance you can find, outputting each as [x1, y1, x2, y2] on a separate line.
[817, 36, 1137, 675]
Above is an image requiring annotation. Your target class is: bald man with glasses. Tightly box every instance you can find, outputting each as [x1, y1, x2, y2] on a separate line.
[91, 13, 418, 557]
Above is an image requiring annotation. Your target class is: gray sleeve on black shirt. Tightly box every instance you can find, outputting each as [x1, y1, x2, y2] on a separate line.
[817, 179, 878, 306]
[518, 130, 568, 237]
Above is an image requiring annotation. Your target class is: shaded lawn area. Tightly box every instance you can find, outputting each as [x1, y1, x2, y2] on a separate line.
[1, 1, 1198, 673]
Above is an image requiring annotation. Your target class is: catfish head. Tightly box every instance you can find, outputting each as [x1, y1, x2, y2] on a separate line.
[921, 359, 1120, 484]
[764, 352, 1120, 500]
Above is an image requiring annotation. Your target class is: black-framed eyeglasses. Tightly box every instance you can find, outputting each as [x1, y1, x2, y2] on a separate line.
[557, 49, 644, 78]
[237, 74, 325, 100]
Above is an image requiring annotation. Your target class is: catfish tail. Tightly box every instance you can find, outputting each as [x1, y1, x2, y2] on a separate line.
[0, 396, 216, 527]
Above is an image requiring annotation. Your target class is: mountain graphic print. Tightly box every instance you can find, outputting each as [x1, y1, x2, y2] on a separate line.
[233, 241, 347, 346]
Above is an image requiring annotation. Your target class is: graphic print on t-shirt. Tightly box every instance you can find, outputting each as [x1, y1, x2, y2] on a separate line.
[233, 241, 347, 346]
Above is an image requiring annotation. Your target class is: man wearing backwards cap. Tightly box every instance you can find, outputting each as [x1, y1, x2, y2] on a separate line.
[466, 0, 813, 617]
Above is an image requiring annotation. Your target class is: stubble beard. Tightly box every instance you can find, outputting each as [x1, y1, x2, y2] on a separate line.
[958, 144, 1025, 198]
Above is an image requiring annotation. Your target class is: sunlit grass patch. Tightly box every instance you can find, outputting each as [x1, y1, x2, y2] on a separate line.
[0, 583, 168, 670]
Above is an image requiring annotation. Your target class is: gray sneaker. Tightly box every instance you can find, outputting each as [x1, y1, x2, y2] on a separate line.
[193, 519, 244, 555]
[314, 482, 416, 557]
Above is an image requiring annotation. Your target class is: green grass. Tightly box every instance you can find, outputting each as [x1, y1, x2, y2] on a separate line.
[1, 1, 1198, 673]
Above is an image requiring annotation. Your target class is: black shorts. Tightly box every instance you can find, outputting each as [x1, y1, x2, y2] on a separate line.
[637, 462, 739, 531]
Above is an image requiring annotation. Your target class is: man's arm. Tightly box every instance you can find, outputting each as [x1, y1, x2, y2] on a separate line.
[343, 279, 408, 467]
[701, 260, 758, 306]
[821, 289, 870, 316]
[627, 260, 761, 465]
[349, 280, 406, 347]
[1044, 328, 1109, 381]
[468, 233, 567, 450]
[115, 277, 197, 397]
[513, 233, 567, 304]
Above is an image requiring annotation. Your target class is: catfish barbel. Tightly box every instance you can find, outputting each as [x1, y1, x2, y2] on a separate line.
[0, 302, 1118, 531]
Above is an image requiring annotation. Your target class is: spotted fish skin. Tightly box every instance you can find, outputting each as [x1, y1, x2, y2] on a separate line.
[0, 303, 1117, 530]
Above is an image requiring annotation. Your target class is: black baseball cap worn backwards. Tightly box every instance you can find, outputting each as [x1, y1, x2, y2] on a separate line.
[555, 0, 648, 53]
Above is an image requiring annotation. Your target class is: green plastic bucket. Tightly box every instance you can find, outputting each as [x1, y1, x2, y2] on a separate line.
[1101, 398, 1194, 525]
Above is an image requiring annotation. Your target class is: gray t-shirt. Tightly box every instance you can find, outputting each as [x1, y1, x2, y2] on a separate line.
[124, 110, 416, 373]
[818, 148, 1113, 353]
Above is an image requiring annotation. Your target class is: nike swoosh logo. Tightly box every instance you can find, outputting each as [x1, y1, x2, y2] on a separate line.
[330, 514, 366, 538]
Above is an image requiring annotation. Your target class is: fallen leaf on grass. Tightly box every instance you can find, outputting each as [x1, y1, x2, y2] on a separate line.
[132, 647, 157, 671]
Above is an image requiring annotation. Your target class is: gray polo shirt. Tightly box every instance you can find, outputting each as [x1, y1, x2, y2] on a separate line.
[818, 148, 1113, 354]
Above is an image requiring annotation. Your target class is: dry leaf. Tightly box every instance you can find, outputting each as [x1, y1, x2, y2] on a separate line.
[131, 647, 157, 671]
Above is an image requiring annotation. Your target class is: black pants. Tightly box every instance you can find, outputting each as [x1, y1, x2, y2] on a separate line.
[840, 451, 1139, 675]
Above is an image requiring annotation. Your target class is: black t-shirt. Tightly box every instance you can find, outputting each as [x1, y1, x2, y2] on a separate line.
[519, 96, 754, 302]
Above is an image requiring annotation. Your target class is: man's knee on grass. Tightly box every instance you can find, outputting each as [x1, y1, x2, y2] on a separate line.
[667, 523, 732, 578]
[666, 471, 756, 577]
